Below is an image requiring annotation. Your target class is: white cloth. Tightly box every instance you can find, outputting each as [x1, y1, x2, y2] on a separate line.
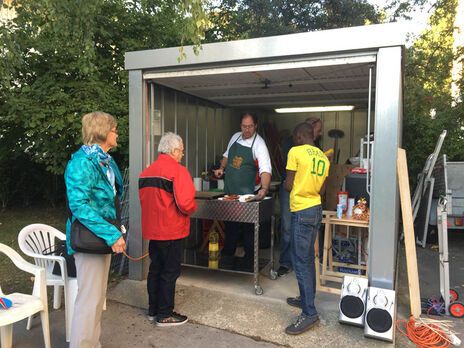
[223, 132, 272, 190]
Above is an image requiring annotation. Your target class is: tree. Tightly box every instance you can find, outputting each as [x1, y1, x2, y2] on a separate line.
[0, 0, 209, 207]
[206, 0, 382, 41]
[403, 0, 463, 181]
[382, 0, 429, 21]
[0, 0, 207, 172]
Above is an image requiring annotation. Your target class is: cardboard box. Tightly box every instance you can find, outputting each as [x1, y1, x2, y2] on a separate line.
[323, 164, 355, 211]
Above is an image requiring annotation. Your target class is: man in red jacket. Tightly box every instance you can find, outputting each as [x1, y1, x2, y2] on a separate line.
[139, 132, 197, 327]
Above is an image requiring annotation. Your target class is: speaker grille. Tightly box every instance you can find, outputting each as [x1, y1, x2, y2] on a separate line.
[366, 308, 392, 333]
[340, 295, 365, 318]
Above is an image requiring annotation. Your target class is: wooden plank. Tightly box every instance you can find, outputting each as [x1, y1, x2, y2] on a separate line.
[321, 271, 367, 281]
[328, 219, 369, 228]
[332, 262, 367, 270]
[328, 225, 334, 270]
[397, 148, 422, 318]
[320, 274, 344, 283]
[321, 221, 331, 285]
[317, 285, 342, 295]
[323, 270, 367, 279]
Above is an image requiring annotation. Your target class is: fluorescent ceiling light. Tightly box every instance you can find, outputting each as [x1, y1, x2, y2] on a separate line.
[275, 105, 355, 113]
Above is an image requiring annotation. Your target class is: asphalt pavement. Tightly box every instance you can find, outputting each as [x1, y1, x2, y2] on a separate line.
[9, 229, 464, 347]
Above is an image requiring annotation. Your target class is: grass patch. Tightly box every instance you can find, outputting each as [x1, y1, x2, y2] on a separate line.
[0, 205, 67, 294]
[0, 205, 126, 297]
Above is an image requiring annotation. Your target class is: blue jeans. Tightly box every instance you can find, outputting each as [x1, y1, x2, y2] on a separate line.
[291, 205, 322, 317]
[279, 185, 293, 270]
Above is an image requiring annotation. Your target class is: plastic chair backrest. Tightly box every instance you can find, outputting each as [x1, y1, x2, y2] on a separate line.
[0, 242, 50, 348]
[18, 224, 66, 269]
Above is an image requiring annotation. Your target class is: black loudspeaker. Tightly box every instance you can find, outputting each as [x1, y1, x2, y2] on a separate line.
[339, 276, 368, 327]
[364, 286, 396, 342]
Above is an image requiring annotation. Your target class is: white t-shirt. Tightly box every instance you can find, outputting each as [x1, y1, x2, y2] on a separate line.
[223, 132, 272, 190]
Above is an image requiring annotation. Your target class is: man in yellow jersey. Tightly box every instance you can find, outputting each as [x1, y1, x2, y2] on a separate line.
[278, 117, 324, 277]
[283, 122, 330, 335]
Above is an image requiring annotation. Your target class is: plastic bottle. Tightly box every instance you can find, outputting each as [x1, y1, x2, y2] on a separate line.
[337, 191, 348, 214]
[208, 230, 219, 269]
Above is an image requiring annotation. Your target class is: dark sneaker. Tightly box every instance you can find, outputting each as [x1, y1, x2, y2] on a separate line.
[285, 315, 319, 335]
[147, 310, 156, 322]
[287, 296, 302, 308]
[156, 312, 188, 327]
[277, 266, 291, 277]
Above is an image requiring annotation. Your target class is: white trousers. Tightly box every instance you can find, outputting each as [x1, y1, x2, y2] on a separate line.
[70, 252, 111, 348]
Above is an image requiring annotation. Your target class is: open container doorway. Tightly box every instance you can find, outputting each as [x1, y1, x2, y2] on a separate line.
[125, 23, 405, 296]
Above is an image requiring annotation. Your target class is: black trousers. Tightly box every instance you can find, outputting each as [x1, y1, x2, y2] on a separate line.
[222, 221, 254, 261]
[147, 239, 182, 318]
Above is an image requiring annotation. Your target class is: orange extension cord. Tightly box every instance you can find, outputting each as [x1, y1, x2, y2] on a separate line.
[122, 250, 149, 261]
[396, 312, 452, 348]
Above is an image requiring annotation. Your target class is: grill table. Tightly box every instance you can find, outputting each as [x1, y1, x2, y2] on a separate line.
[187, 197, 276, 295]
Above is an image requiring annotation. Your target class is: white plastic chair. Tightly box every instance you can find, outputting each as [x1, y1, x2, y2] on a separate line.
[18, 224, 78, 343]
[0, 243, 50, 348]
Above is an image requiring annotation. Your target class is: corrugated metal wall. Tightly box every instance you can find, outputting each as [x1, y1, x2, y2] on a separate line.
[148, 83, 372, 179]
[263, 111, 374, 166]
[148, 83, 240, 177]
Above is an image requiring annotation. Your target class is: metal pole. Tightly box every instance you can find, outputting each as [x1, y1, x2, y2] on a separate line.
[221, 109, 224, 152]
[150, 83, 155, 164]
[196, 101, 199, 177]
[128, 70, 144, 280]
[368, 47, 402, 290]
[205, 107, 208, 173]
[366, 64, 373, 195]
[213, 109, 217, 161]
[185, 96, 189, 170]
[161, 87, 165, 135]
[174, 91, 178, 134]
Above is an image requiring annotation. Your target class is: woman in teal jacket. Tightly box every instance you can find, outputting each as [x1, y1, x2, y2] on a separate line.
[65, 111, 126, 348]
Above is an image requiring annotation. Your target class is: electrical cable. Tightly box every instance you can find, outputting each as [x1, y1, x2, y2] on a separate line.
[119, 227, 149, 261]
[396, 314, 455, 348]
[122, 250, 149, 261]
[422, 296, 446, 316]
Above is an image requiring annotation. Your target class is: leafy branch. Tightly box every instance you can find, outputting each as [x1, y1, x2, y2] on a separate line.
[178, 0, 212, 62]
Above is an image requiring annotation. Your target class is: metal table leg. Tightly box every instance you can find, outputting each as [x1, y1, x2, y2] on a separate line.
[254, 222, 263, 295]
[437, 198, 450, 314]
[269, 216, 278, 280]
[358, 228, 362, 275]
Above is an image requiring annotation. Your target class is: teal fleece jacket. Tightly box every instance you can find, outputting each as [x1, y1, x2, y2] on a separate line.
[64, 148, 124, 255]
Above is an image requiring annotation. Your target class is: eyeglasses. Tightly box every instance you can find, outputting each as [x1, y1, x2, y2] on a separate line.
[241, 124, 255, 130]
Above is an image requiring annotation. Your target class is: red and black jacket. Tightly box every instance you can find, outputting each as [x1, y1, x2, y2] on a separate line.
[139, 154, 197, 241]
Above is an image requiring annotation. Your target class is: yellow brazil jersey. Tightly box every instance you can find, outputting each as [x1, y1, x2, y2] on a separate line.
[286, 145, 330, 212]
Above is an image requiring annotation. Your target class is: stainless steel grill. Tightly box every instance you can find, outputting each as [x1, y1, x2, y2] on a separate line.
[187, 197, 276, 295]
[191, 197, 273, 223]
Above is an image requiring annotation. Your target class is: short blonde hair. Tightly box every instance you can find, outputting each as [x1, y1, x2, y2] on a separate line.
[82, 111, 117, 146]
